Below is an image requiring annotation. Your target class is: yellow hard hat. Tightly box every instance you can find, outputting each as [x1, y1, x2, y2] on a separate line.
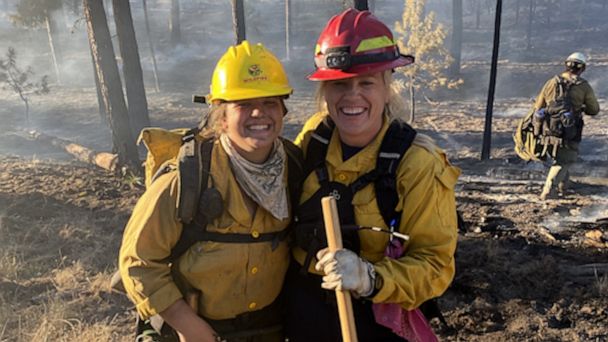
[207, 41, 293, 103]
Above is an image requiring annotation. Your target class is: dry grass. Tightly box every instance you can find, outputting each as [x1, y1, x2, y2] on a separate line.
[594, 273, 608, 298]
[0, 191, 132, 341]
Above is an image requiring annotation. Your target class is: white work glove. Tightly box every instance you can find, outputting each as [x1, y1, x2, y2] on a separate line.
[315, 247, 374, 297]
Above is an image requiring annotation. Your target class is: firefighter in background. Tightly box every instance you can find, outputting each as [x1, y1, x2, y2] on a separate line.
[534, 52, 599, 200]
[285, 9, 459, 341]
[119, 41, 299, 342]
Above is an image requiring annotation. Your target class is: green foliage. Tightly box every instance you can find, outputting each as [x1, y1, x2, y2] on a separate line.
[10, 0, 62, 28]
[394, 0, 462, 93]
[0, 47, 50, 123]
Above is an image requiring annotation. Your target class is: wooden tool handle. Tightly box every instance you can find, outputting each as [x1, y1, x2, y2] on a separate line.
[321, 196, 358, 342]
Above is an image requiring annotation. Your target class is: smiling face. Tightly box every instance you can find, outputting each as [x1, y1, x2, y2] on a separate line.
[222, 97, 284, 163]
[322, 72, 389, 147]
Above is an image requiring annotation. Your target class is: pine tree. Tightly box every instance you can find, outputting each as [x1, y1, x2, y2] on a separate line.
[0, 47, 50, 125]
[394, 0, 462, 120]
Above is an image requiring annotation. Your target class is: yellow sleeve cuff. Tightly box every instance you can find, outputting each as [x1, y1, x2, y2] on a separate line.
[136, 282, 183, 320]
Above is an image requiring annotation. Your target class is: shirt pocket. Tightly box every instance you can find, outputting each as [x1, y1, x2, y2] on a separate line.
[351, 185, 381, 220]
[434, 166, 459, 229]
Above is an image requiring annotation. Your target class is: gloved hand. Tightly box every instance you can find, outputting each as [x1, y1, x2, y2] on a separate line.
[315, 248, 374, 297]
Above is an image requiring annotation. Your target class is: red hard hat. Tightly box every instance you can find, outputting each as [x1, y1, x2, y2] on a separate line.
[308, 8, 414, 81]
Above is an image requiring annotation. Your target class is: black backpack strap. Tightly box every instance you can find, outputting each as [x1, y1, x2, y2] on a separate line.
[176, 127, 205, 224]
[375, 120, 416, 227]
[169, 135, 213, 262]
[350, 119, 417, 227]
[282, 138, 305, 212]
[305, 119, 334, 185]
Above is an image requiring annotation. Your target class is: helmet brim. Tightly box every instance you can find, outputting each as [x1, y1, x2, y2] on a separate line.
[307, 55, 414, 81]
[208, 86, 293, 103]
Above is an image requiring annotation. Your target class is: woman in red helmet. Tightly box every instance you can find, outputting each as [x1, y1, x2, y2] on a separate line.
[285, 9, 460, 341]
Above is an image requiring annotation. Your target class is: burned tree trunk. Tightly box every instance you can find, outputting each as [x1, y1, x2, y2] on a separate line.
[83, 0, 140, 173]
[112, 0, 150, 138]
[231, 0, 246, 44]
[476, 0, 481, 29]
[170, 0, 181, 46]
[450, 0, 463, 76]
[353, 0, 368, 10]
[89, 47, 107, 124]
[481, 0, 502, 160]
[44, 11, 62, 84]
[284, 0, 291, 60]
[29, 130, 118, 171]
[526, 0, 535, 50]
[142, 0, 160, 92]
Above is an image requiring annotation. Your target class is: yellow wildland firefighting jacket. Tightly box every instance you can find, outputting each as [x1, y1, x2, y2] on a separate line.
[119, 140, 290, 320]
[292, 112, 460, 310]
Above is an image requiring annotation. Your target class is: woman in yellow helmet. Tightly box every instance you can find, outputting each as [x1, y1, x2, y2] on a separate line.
[285, 9, 459, 341]
[119, 41, 301, 342]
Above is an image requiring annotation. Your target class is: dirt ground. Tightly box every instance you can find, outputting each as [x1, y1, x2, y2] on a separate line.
[1, 84, 607, 341]
[1, 1, 608, 341]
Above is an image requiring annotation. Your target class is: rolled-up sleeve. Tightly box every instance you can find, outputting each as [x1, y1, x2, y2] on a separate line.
[373, 147, 459, 310]
[119, 172, 184, 319]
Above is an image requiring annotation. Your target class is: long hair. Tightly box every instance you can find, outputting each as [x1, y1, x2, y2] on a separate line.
[314, 70, 437, 154]
[200, 102, 227, 139]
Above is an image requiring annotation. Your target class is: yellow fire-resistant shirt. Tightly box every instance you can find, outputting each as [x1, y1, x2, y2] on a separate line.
[292, 112, 460, 310]
[119, 140, 291, 320]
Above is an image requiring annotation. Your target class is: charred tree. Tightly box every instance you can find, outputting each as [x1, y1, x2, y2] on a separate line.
[112, 0, 150, 138]
[231, 0, 246, 44]
[450, 0, 462, 76]
[12, 0, 64, 84]
[353, 0, 368, 10]
[475, 0, 481, 29]
[577, 0, 586, 28]
[170, 0, 181, 46]
[44, 11, 62, 84]
[526, 0, 535, 50]
[285, 0, 291, 60]
[89, 43, 107, 123]
[481, 0, 502, 160]
[83, 0, 140, 172]
[142, 0, 160, 92]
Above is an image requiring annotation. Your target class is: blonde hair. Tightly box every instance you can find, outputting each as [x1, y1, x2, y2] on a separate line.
[314, 71, 437, 154]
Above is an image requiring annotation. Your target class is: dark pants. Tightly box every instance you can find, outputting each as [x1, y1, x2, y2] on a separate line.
[284, 260, 404, 342]
[206, 299, 284, 342]
[139, 298, 283, 342]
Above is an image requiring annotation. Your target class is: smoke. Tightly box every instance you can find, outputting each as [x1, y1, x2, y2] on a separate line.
[543, 202, 608, 233]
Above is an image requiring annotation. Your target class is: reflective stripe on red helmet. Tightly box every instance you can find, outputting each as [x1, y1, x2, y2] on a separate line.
[309, 8, 414, 81]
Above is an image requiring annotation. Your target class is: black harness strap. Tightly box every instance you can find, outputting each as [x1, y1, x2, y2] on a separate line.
[169, 136, 213, 262]
[374, 119, 417, 227]
[303, 118, 416, 228]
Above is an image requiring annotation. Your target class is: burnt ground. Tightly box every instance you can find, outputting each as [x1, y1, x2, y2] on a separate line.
[1, 0, 608, 340]
[0, 86, 606, 341]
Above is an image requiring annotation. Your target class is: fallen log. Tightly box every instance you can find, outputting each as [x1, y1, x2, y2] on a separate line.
[29, 130, 118, 172]
[566, 263, 608, 279]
